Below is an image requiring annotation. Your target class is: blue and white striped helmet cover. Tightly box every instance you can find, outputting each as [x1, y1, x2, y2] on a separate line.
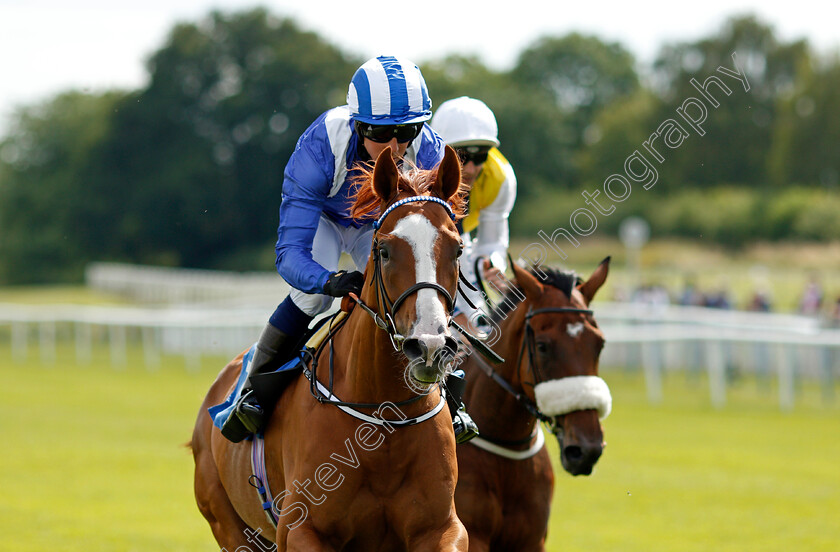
[347, 56, 432, 125]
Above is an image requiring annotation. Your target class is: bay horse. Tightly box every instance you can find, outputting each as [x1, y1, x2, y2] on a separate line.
[191, 146, 470, 551]
[454, 258, 611, 551]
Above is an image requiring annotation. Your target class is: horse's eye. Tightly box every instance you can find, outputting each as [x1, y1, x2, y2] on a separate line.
[379, 247, 390, 260]
[536, 341, 548, 354]
[456, 242, 464, 258]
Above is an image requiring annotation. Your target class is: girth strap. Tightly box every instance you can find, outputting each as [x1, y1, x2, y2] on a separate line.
[249, 435, 279, 529]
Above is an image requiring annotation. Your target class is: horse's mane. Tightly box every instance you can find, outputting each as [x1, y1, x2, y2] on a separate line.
[490, 266, 582, 322]
[349, 160, 470, 223]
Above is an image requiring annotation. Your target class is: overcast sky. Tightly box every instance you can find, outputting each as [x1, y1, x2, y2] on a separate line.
[1, 0, 838, 134]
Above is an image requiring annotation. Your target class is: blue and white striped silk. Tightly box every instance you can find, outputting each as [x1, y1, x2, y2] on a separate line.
[347, 55, 432, 125]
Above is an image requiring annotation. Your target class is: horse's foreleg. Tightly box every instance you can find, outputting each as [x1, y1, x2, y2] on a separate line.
[409, 516, 469, 552]
[465, 534, 490, 552]
[194, 459, 255, 548]
[193, 426, 255, 549]
[281, 524, 336, 552]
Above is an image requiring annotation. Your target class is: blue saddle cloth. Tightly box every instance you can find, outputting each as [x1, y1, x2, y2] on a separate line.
[207, 344, 302, 430]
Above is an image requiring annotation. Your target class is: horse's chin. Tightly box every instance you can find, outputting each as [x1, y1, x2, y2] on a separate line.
[409, 365, 443, 385]
[553, 417, 603, 477]
[406, 350, 454, 386]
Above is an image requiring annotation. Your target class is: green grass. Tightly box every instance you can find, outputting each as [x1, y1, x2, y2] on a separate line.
[0, 285, 130, 306]
[0, 345, 218, 551]
[1, 347, 838, 551]
[545, 369, 840, 551]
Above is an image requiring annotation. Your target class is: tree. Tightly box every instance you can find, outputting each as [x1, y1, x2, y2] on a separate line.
[769, 53, 840, 188]
[421, 55, 510, 104]
[0, 91, 125, 283]
[96, 9, 359, 269]
[423, 55, 572, 199]
[511, 33, 640, 187]
[648, 14, 810, 189]
[576, 88, 662, 186]
[0, 9, 359, 282]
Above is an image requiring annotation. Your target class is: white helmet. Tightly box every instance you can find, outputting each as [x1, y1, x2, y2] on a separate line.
[430, 96, 500, 147]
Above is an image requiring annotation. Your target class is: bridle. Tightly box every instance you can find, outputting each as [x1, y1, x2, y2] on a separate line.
[471, 303, 595, 443]
[351, 196, 501, 364]
[301, 194, 474, 423]
[350, 195, 468, 352]
[519, 307, 595, 400]
[299, 196, 459, 420]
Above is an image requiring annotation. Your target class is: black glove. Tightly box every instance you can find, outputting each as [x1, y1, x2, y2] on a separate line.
[323, 270, 364, 297]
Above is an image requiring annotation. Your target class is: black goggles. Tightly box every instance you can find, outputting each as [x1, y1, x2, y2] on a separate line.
[355, 121, 424, 143]
[455, 146, 491, 166]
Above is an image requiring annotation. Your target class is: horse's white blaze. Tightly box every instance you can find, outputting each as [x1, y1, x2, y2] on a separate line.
[391, 213, 449, 356]
[566, 322, 584, 338]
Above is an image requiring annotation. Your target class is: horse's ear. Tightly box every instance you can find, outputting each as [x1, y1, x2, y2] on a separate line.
[432, 145, 462, 202]
[372, 146, 399, 201]
[578, 256, 610, 304]
[510, 258, 544, 300]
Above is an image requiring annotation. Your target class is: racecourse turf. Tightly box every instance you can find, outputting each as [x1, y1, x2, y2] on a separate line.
[1, 344, 838, 551]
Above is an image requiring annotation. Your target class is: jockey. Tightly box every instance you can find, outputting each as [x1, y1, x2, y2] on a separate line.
[223, 56, 478, 443]
[430, 97, 517, 332]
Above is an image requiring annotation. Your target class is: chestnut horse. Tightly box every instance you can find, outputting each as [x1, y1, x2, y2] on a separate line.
[191, 147, 470, 551]
[455, 258, 611, 551]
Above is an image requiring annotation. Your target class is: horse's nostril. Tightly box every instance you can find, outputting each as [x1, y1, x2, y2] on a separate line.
[402, 338, 427, 360]
[564, 445, 583, 463]
[444, 336, 459, 356]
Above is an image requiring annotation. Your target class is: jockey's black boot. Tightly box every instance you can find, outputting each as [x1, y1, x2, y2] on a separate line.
[221, 324, 293, 443]
[446, 369, 479, 444]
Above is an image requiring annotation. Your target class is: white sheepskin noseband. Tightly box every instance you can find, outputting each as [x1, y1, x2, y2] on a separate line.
[534, 376, 612, 420]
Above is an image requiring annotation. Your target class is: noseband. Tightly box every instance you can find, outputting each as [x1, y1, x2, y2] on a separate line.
[353, 195, 461, 351]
